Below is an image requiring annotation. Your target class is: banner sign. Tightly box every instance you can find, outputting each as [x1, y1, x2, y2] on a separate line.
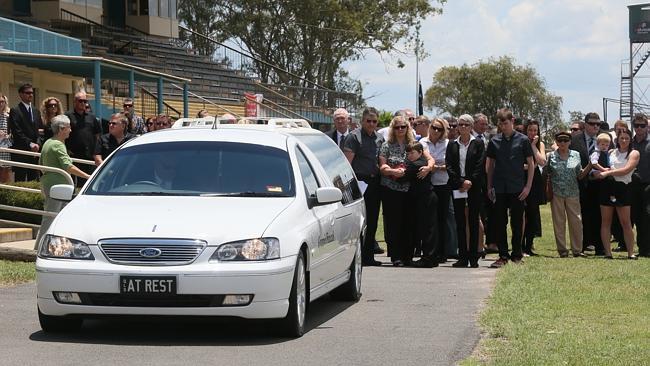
[629, 4, 650, 42]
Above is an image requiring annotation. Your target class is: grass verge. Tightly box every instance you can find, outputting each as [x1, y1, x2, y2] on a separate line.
[462, 205, 650, 365]
[0, 260, 36, 287]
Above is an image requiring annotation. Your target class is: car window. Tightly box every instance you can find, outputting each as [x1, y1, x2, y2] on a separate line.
[85, 141, 295, 197]
[295, 147, 319, 199]
[294, 134, 362, 204]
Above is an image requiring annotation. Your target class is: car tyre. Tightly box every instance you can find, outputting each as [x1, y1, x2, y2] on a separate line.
[38, 307, 82, 333]
[331, 243, 362, 301]
[280, 252, 307, 337]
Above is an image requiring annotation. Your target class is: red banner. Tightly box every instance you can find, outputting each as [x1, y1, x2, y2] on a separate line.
[244, 92, 257, 117]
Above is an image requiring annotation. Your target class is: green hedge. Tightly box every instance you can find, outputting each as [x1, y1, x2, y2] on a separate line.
[0, 181, 43, 224]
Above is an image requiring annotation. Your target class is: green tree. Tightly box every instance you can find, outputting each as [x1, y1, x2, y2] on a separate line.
[424, 56, 563, 136]
[568, 110, 584, 122]
[378, 110, 394, 128]
[177, 0, 220, 56]
[178, 0, 446, 102]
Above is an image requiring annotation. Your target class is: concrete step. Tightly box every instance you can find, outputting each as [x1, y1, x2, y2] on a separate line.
[0, 228, 33, 243]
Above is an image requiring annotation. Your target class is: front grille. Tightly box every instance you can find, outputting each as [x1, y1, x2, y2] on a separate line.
[79, 293, 224, 307]
[98, 239, 207, 265]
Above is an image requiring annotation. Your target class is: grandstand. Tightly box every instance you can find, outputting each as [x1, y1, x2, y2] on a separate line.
[0, 2, 360, 129]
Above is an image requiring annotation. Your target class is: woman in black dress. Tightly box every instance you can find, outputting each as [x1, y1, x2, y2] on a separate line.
[446, 114, 485, 268]
[523, 120, 546, 256]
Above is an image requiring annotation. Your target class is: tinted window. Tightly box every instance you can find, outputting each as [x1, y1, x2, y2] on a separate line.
[294, 134, 362, 204]
[86, 141, 294, 197]
[295, 148, 319, 198]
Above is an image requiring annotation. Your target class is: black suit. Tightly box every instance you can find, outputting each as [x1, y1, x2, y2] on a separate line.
[447, 139, 485, 264]
[326, 129, 347, 150]
[570, 131, 613, 254]
[8, 103, 42, 181]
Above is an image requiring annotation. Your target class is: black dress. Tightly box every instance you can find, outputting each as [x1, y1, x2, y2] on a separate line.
[524, 165, 544, 243]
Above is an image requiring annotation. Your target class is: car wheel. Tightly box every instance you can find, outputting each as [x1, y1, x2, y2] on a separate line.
[38, 307, 82, 333]
[280, 252, 307, 337]
[331, 243, 362, 301]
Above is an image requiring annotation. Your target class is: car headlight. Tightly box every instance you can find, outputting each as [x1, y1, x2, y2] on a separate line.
[39, 235, 94, 260]
[211, 238, 280, 261]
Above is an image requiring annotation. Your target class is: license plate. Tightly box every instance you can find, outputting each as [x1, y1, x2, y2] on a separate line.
[120, 276, 177, 295]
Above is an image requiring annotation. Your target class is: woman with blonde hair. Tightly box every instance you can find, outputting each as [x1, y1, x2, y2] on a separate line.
[39, 97, 63, 143]
[379, 115, 435, 266]
[0, 95, 12, 182]
[420, 117, 451, 263]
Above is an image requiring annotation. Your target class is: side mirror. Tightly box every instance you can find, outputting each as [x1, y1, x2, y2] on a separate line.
[50, 184, 74, 201]
[314, 187, 342, 205]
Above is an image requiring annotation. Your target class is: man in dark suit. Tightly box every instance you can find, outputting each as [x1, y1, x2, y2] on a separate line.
[65, 90, 101, 187]
[570, 112, 611, 255]
[327, 108, 350, 149]
[8, 83, 42, 181]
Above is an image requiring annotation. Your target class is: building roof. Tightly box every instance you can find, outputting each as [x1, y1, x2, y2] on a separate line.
[0, 51, 190, 83]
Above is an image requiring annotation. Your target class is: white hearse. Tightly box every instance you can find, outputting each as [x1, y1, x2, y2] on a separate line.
[36, 121, 365, 337]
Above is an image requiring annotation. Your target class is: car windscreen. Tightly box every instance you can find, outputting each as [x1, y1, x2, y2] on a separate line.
[85, 141, 295, 197]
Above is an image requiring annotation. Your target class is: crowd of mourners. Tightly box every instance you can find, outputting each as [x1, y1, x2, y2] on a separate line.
[336, 106, 649, 269]
[0, 84, 187, 247]
[2, 83, 649, 266]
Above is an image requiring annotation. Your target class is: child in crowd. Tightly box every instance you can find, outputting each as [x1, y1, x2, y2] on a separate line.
[590, 133, 611, 175]
[590, 133, 615, 202]
[403, 142, 438, 267]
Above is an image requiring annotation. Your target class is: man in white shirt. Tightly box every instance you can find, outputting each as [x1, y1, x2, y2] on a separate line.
[326, 108, 350, 149]
[472, 113, 490, 147]
[8, 83, 42, 181]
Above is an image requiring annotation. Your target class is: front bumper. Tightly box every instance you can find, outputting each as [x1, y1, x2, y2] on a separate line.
[36, 252, 296, 319]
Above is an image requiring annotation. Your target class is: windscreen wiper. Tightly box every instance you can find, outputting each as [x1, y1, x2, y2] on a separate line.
[200, 192, 285, 197]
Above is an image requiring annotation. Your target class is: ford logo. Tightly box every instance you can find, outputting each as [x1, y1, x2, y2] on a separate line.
[139, 248, 162, 258]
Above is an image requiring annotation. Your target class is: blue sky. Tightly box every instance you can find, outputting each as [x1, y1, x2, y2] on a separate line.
[345, 0, 639, 122]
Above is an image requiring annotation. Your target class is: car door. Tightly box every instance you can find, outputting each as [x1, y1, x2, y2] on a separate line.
[297, 135, 362, 280]
[294, 146, 338, 289]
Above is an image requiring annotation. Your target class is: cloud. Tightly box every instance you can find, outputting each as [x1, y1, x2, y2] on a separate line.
[351, 0, 639, 120]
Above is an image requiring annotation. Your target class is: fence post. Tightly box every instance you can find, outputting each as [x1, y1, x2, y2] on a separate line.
[94, 60, 102, 120]
[157, 77, 164, 115]
[183, 82, 189, 118]
[129, 70, 135, 99]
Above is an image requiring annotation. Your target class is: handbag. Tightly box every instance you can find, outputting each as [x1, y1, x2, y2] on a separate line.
[545, 173, 553, 202]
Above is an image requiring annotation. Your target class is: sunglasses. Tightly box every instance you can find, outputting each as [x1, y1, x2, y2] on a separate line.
[123, 104, 133, 108]
[77, 99, 88, 103]
[634, 124, 647, 129]
[365, 119, 378, 124]
[408, 117, 415, 121]
[46, 103, 58, 108]
[448, 124, 458, 129]
[21, 91, 34, 95]
[430, 126, 444, 132]
[586, 122, 601, 126]
[394, 125, 408, 130]
[556, 138, 570, 143]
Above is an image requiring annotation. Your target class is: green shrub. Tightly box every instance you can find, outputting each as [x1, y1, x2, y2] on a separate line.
[0, 181, 43, 224]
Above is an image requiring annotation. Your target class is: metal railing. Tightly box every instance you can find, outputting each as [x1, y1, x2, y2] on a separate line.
[178, 26, 360, 112]
[169, 84, 241, 118]
[0, 148, 94, 221]
[140, 87, 182, 118]
[0, 16, 82, 55]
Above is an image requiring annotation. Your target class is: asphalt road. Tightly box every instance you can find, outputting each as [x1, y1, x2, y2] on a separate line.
[0, 258, 495, 366]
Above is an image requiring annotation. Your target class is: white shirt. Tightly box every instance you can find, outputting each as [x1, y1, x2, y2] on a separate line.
[21, 102, 33, 121]
[609, 149, 633, 184]
[337, 130, 348, 146]
[456, 135, 476, 177]
[420, 137, 449, 186]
